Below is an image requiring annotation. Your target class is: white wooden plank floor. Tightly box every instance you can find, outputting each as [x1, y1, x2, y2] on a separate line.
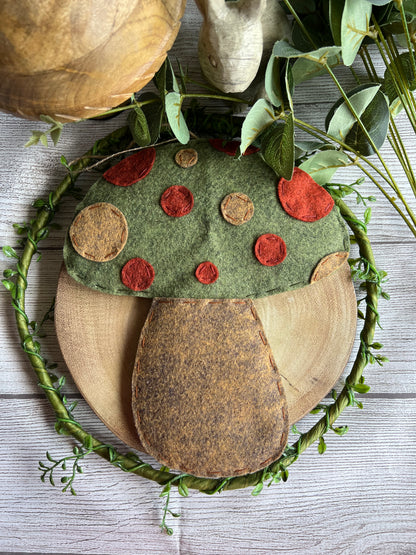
[0, 3, 415, 553]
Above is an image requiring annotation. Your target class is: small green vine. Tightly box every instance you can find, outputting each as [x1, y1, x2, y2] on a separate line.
[2, 125, 388, 534]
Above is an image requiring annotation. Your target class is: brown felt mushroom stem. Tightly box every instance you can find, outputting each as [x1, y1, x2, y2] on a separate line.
[132, 298, 289, 478]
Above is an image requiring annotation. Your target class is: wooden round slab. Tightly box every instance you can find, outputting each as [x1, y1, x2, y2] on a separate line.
[0, 0, 185, 121]
[55, 262, 356, 453]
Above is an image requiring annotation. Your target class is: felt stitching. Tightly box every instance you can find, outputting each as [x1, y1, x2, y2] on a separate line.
[69, 202, 128, 262]
[254, 233, 287, 267]
[175, 148, 199, 168]
[160, 185, 194, 217]
[121, 257, 155, 291]
[133, 298, 289, 477]
[195, 261, 219, 284]
[221, 192, 254, 226]
[310, 251, 349, 283]
[103, 147, 156, 187]
[278, 167, 335, 222]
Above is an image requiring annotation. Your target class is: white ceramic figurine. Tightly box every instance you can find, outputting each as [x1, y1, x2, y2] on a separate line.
[195, 0, 291, 93]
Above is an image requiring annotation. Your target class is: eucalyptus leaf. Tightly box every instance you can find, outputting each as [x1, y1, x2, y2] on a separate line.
[363, 0, 390, 4]
[282, 0, 316, 13]
[382, 52, 416, 104]
[292, 54, 340, 85]
[40, 134, 49, 147]
[165, 92, 190, 144]
[326, 84, 390, 155]
[284, 61, 294, 113]
[299, 149, 350, 185]
[327, 83, 381, 142]
[240, 98, 276, 155]
[153, 58, 179, 95]
[139, 93, 164, 144]
[292, 13, 332, 52]
[265, 55, 282, 109]
[343, 91, 390, 155]
[404, 0, 416, 16]
[341, 0, 373, 66]
[272, 41, 342, 64]
[165, 58, 180, 93]
[329, 0, 344, 46]
[50, 127, 62, 146]
[295, 140, 327, 153]
[389, 97, 404, 118]
[261, 114, 295, 180]
[128, 105, 151, 147]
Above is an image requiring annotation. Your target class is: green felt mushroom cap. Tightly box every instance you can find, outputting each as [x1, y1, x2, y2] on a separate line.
[64, 139, 349, 299]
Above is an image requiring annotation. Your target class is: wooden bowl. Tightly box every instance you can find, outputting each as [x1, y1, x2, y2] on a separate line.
[0, 0, 186, 121]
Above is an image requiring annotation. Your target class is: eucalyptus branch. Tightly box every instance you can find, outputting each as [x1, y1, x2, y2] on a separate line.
[324, 64, 403, 190]
[360, 45, 416, 197]
[182, 92, 247, 104]
[66, 138, 178, 173]
[396, 0, 416, 80]
[352, 159, 416, 233]
[372, 20, 416, 127]
[293, 116, 416, 236]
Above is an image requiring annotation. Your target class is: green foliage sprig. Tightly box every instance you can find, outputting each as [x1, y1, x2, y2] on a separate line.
[25, 115, 64, 147]
[236, 0, 416, 238]
[22, 1, 416, 241]
[2, 122, 387, 533]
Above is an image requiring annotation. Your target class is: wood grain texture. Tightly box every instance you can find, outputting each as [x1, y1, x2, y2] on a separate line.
[53, 261, 355, 455]
[0, 1, 416, 552]
[0, 398, 415, 553]
[0, 0, 186, 121]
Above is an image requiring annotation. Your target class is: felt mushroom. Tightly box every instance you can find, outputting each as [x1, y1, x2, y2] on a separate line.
[57, 139, 355, 478]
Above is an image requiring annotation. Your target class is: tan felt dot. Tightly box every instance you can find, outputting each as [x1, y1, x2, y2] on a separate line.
[311, 251, 349, 283]
[175, 148, 198, 168]
[69, 202, 128, 262]
[221, 192, 254, 226]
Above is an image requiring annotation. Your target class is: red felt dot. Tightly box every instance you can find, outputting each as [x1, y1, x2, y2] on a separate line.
[278, 167, 334, 222]
[103, 147, 156, 187]
[254, 234, 287, 267]
[209, 138, 259, 156]
[160, 185, 194, 217]
[195, 261, 219, 284]
[121, 257, 155, 291]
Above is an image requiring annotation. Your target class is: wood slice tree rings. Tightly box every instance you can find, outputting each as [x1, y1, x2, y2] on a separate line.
[55, 260, 356, 453]
[0, 0, 186, 121]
